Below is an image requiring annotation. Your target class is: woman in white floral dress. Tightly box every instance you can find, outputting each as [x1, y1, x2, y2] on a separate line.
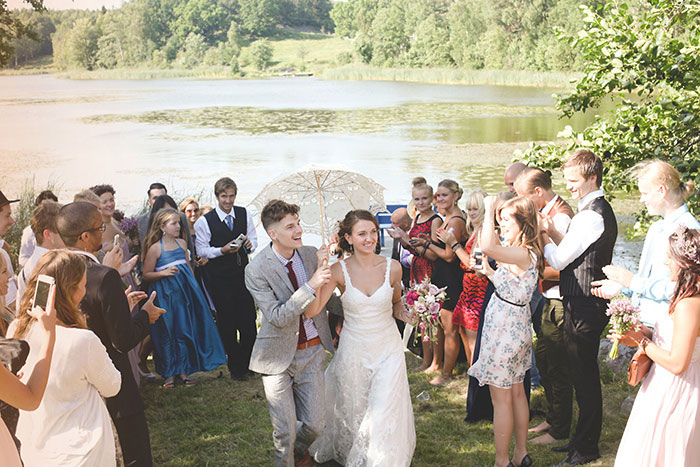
[466, 196, 543, 467]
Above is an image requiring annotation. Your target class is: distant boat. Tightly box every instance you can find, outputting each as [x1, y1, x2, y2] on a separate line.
[278, 72, 314, 77]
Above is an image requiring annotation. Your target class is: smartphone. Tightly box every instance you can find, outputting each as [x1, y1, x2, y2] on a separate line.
[33, 274, 55, 311]
[473, 248, 483, 270]
[232, 233, 247, 247]
[408, 238, 419, 245]
[113, 234, 120, 250]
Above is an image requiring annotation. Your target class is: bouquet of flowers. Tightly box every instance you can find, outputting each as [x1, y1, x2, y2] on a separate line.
[404, 278, 447, 343]
[119, 216, 141, 256]
[606, 296, 642, 359]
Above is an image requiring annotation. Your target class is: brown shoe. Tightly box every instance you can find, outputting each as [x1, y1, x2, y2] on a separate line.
[294, 449, 312, 467]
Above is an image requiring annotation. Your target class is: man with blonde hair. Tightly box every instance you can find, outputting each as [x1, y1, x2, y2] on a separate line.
[541, 150, 617, 465]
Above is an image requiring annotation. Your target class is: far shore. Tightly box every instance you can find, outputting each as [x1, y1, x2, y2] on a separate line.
[0, 63, 578, 88]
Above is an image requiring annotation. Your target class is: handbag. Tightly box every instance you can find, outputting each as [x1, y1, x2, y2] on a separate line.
[627, 348, 652, 386]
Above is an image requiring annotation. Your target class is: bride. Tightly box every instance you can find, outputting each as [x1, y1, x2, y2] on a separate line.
[305, 209, 416, 466]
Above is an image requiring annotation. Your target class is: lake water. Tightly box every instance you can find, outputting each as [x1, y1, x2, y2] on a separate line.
[0, 74, 641, 265]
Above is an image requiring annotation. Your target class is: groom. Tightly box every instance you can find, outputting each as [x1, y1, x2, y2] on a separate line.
[245, 199, 335, 467]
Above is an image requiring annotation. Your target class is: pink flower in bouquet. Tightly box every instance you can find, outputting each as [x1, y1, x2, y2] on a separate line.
[428, 283, 440, 295]
[414, 302, 427, 314]
[418, 322, 426, 330]
[606, 297, 641, 359]
[406, 290, 419, 306]
[428, 301, 440, 315]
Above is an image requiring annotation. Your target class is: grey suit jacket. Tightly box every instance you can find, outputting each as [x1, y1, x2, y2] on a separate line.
[246, 245, 335, 375]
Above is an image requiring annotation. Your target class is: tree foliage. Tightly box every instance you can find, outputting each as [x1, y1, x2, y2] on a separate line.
[250, 39, 273, 70]
[519, 0, 700, 233]
[1, 0, 45, 66]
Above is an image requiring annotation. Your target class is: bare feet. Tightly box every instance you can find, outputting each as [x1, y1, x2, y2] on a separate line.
[422, 364, 441, 374]
[429, 374, 452, 385]
[415, 362, 431, 372]
[528, 420, 551, 433]
[530, 433, 558, 445]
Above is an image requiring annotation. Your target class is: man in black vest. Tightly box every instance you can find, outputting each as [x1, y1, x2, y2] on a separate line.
[194, 177, 258, 380]
[541, 150, 617, 466]
[57, 202, 166, 467]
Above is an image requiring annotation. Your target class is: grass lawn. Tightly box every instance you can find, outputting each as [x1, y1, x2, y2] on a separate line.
[143, 351, 636, 466]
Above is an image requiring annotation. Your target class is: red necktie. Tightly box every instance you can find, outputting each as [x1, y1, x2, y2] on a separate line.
[286, 261, 307, 345]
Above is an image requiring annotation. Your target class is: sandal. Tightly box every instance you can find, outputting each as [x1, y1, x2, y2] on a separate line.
[162, 379, 175, 389]
[181, 377, 196, 387]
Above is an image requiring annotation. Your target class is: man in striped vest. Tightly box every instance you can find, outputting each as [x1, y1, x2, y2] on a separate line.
[541, 150, 617, 466]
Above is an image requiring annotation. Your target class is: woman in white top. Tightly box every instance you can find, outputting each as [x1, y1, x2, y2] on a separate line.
[9, 250, 122, 467]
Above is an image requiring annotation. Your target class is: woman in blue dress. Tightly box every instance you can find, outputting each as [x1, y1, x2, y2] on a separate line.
[142, 208, 226, 388]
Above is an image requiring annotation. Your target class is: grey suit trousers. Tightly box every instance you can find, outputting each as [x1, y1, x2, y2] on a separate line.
[261, 345, 326, 467]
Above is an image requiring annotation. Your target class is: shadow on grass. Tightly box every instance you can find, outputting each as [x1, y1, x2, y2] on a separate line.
[143, 351, 634, 466]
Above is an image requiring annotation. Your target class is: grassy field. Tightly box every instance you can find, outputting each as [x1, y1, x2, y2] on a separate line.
[142, 351, 635, 466]
[322, 65, 580, 88]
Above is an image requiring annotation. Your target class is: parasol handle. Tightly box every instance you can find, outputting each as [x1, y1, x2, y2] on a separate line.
[315, 171, 326, 246]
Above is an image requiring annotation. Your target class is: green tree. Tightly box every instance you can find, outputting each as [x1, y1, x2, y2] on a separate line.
[0, 0, 44, 66]
[177, 31, 207, 68]
[330, 0, 357, 38]
[239, 0, 280, 37]
[250, 38, 272, 70]
[368, 2, 408, 65]
[70, 17, 100, 70]
[520, 0, 700, 231]
[408, 12, 452, 67]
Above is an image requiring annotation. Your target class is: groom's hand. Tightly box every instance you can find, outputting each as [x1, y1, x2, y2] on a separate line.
[308, 264, 332, 290]
[316, 245, 329, 267]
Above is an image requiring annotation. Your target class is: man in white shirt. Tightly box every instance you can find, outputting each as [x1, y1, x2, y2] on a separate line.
[194, 177, 258, 380]
[540, 150, 617, 466]
[17, 200, 64, 307]
[18, 190, 58, 269]
[0, 190, 19, 313]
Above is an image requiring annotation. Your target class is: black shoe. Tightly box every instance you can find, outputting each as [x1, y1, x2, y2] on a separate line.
[552, 441, 573, 453]
[520, 454, 533, 467]
[556, 450, 599, 466]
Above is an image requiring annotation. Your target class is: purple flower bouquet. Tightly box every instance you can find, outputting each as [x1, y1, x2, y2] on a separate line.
[606, 296, 641, 359]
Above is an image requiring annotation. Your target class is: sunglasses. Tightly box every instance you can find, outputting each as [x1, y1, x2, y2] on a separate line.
[185, 208, 200, 213]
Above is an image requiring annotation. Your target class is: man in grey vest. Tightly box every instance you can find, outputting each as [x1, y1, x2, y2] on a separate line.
[245, 199, 334, 467]
[541, 150, 617, 466]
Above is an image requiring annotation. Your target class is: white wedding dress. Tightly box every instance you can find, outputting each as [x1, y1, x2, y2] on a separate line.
[312, 257, 416, 467]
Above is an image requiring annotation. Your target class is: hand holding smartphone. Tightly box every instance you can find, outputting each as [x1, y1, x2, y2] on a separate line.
[473, 248, 483, 271]
[33, 274, 55, 312]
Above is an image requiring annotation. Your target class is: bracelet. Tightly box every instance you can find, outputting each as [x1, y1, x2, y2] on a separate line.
[425, 240, 432, 249]
[451, 242, 462, 251]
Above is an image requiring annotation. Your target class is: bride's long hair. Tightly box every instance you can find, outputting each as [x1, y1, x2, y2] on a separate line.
[336, 210, 380, 257]
[668, 227, 700, 313]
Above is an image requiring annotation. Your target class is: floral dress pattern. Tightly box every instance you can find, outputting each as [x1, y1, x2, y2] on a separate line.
[452, 233, 489, 331]
[408, 214, 439, 284]
[467, 254, 538, 388]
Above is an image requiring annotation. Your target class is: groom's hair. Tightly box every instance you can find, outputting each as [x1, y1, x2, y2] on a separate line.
[261, 200, 300, 231]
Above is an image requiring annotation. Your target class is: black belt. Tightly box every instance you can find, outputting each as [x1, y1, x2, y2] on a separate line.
[494, 290, 528, 307]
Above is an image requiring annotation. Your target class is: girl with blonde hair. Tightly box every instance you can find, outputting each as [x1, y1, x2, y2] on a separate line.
[142, 208, 226, 388]
[413, 179, 467, 385]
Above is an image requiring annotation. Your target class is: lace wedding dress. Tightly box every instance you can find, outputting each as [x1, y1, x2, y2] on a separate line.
[312, 257, 416, 467]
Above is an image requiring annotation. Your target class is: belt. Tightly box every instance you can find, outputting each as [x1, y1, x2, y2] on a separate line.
[494, 290, 528, 307]
[297, 336, 321, 350]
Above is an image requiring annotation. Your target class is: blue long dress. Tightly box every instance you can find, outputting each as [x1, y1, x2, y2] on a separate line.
[149, 239, 227, 378]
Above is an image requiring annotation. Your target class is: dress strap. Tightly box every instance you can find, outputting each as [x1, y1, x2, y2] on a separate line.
[384, 256, 391, 285]
[339, 260, 353, 290]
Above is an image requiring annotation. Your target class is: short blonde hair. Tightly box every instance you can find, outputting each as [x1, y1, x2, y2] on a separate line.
[179, 197, 199, 213]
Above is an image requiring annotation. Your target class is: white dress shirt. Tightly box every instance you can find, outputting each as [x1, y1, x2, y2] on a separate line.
[541, 194, 572, 299]
[18, 225, 36, 269]
[272, 247, 319, 339]
[193, 205, 258, 259]
[544, 189, 606, 271]
[0, 239, 18, 310]
[17, 245, 49, 311]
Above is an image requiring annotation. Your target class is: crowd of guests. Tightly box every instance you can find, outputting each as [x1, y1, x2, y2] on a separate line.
[0, 149, 698, 466]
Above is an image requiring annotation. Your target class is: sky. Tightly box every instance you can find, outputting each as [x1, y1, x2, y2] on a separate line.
[8, 0, 125, 10]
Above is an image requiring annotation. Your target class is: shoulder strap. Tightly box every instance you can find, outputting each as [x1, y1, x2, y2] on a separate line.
[384, 256, 392, 284]
[339, 260, 352, 289]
